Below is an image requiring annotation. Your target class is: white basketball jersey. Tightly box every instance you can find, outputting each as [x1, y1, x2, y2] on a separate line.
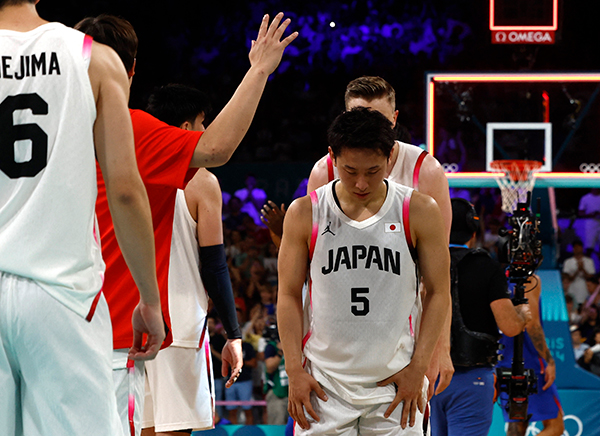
[303, 180, 420, 405]
[168, 189, 209, 347]
[329, 141, 427, 189]
[0, 23, 102, 318]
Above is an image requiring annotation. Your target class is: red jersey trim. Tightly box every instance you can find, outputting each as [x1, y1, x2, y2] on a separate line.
[85, 290, 102, 322]
[82, 35, 93, 60]
[309, 191, 319, 260]
[326, 155, 334, 182]
[413, 150, 428, 191]
[403, 193, 419, 264]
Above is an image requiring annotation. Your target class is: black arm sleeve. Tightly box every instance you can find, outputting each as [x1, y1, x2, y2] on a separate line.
[200, 244, 242, 340]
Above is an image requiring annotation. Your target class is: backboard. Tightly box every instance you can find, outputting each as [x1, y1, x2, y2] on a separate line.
[425, 72, 600, 187]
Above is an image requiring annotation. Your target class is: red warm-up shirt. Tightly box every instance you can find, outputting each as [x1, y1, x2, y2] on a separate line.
[96, 109, 200, 349]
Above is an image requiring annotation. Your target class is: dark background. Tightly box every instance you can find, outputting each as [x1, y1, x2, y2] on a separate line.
[35, 0, 600, 211]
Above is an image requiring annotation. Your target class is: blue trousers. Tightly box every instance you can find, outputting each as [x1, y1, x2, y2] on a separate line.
[430, 366, 495, 436]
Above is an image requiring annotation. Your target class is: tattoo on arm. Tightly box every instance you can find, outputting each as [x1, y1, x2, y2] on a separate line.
[528, 323, 553, 363]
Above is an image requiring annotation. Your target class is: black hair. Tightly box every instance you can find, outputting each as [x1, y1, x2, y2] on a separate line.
[0, 0, 36, 8]
[327, 107, 395, 159]
[146, 84, 212, 127]
[74, 14, 138, 74]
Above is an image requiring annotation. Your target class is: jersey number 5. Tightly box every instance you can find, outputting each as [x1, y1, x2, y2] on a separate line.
[351, 287, 370, 316]
[0, 93, 48, 179]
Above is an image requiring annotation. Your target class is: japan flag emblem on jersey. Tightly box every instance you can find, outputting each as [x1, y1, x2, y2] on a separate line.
[385, 222, 402, 233]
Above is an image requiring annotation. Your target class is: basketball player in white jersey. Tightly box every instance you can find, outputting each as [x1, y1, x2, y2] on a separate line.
[278, 108, 451, 435]
[263, 77, 453, 398]
[0, 1, 164, 435]
[141, 84, 243, 435]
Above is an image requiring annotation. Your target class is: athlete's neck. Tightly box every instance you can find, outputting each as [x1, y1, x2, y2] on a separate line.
[0, 4, 47, 32]
[386, 142, 399, 178]
[334, 180, 388, 222]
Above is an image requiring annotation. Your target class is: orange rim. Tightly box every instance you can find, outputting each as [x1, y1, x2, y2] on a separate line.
[490, 159, 543, 182]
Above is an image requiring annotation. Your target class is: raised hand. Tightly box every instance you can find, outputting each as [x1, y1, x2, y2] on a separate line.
[260, 201, 286, 238]
[248, 13, 298, 76]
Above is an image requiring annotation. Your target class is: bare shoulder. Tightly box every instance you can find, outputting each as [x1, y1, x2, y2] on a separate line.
[410, 190, 440, 215]
[420, 154, 448, 185]
[283, 195, 313, 238]
[307, 155, 330, 193]
[88, 40, 129, 98]
[286, 195, 312, 221]
[186, 169, 221, 203]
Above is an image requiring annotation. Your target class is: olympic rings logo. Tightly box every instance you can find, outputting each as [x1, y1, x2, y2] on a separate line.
[504, 414, 583, 436]
[442, 163, 459, 173]
[580, 163, 600, 173]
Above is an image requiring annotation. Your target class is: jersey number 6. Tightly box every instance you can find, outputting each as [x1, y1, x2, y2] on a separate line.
[0, 93, 48, 179]
[351, 287, 370, 316]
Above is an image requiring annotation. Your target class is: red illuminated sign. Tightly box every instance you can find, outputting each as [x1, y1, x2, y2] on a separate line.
[492, 30, 555, 44]
[490, 0, 558, 45]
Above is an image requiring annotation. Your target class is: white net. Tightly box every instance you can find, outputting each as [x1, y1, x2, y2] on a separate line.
[490, 160, 542, 213]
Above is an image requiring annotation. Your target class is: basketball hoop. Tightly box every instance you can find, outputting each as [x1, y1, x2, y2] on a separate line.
[490, 160, 543, 213]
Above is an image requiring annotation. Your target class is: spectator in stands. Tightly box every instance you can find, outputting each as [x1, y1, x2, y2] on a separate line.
[585, 275, 600, 308]
[235, 174, 268, 226]
[263, 323, 289, 425]
[263, 242, 279, 286]
[577, 327, 600, 376]
[578, 188, 600, 257]
[565, 294, 582, 326]
[571, 326, 590, 362]
[242, 215, 271, 248]
[563, 240, 596, 305]
[226, 230, 245, 261]
[579, 306, 599, 345]
[482, 216, 502, 259]
[224, 196, 251, 232]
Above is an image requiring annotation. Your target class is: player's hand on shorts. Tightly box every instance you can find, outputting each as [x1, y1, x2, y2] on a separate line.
[377, 364, 427, 429]
[222, 338, 243, 388]
[249, 13, 298, 76]
[260, 201, 286, 238]
[128, 301, 165, 361]
[287, 368, 328, 430]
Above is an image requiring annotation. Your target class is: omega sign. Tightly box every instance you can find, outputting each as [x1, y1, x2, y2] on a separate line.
[492, 30, 555, 44]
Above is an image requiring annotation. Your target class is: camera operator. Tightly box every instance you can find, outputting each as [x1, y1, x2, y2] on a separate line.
[497, 275, 564, 436]
[430, 199, 531, 436]
[263, 322, 290, 425]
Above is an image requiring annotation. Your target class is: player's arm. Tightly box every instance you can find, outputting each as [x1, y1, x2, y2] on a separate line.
[524, 275, 556, 391]
[189, 13, 298, 168]
[89, 41, 164, 360]
[417, 154, 454, 397]
[278, 197, 327, 430]
[490, 299, 530, 337]
[378, 192, 451, 428]
[306, 155, 330, 194]
[188, 170, 243, 387]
